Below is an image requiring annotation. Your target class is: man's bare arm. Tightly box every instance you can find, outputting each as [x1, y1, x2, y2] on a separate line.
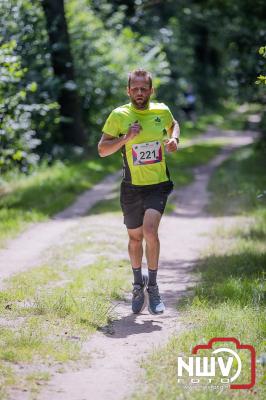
[98, 121, 142, 157]
[98, 133, 127, 157]
[164, 120, 180, 153]
[167, 120, 180, 140]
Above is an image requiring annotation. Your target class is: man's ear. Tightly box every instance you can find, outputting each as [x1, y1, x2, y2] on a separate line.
[151, 87, 155, 96]
[126, 86, 130, 96]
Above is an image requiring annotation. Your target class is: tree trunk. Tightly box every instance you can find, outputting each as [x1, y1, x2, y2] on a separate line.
[41, 0, 87, 147]
[193, 23, 221, 108]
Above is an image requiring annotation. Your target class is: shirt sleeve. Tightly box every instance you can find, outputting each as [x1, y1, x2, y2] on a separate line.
[164, 106, 175, 131]
[102, 110, 121, 138]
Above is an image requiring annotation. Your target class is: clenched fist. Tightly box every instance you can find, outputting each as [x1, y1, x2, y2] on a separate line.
[164, 138, 179, 152]
[126, 120, 142, 141]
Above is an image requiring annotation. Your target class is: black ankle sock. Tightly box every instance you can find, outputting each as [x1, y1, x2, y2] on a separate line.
[132, 267, 142, 285]
[148, 269, 157, 286]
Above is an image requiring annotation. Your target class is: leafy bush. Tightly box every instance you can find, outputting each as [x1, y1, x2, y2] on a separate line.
[0, 40, 59, 173]
[0, 0, 61, 173]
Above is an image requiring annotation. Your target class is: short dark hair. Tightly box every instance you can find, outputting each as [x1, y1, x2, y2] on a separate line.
[128, 69, 153, 88]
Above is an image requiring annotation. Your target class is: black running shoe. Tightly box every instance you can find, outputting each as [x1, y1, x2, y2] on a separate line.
[147, 284, 165, 314]
[131, 274, 148, 314]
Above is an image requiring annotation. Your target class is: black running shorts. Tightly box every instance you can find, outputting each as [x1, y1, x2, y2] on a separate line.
[120, 180, 174, 229]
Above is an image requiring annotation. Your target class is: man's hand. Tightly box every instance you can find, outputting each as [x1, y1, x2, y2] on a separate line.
[126, 120, 142, 141]
[164, 138, 179, 152]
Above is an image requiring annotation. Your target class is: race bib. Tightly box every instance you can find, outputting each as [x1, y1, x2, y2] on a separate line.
[132, 141, 162, 166]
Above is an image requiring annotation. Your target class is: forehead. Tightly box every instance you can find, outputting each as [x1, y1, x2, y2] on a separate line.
[129, 75, 151, 88]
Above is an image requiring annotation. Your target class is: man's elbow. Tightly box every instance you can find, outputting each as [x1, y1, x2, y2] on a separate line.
[98, 142, 106, 157]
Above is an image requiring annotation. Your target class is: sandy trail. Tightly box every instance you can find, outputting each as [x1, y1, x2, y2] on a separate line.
[0, 172, 120, 283]
[0, 130, 258, 400]
[38, 130, 256, 400]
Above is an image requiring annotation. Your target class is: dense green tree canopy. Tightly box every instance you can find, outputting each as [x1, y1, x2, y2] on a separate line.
[0, 0, 265, 172]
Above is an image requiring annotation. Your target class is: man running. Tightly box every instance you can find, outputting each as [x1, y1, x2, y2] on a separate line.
[98, 69, 180, 315]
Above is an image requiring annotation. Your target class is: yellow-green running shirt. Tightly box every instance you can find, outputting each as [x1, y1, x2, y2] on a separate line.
[102, 102, 174, 186]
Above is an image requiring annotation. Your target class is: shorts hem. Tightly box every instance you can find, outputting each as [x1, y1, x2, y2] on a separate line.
[124, 221, 143, 230]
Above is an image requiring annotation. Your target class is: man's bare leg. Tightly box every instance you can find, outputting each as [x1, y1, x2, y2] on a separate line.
[127, 226, 143, 268]
[143, 209, 162, 271]
[128, 226, 147, 313]
[143, 208, 165, 314]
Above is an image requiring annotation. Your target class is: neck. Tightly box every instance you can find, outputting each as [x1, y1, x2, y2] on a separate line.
[131, 100, 150, 110]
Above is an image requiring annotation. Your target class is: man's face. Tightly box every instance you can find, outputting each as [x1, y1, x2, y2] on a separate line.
[127, 76, 153, 109]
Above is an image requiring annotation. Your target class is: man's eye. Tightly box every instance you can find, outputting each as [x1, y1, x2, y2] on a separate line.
[132, 88, 148, 92]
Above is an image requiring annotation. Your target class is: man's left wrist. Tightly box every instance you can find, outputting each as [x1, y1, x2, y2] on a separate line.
[172, 137, 180, 144]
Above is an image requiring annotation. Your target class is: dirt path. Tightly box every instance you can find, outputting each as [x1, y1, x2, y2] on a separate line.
[0, 129, 258, 400]
[0, 172, 120, 283]
[0, 128, 256, 283]
[37, 130, 257, 400]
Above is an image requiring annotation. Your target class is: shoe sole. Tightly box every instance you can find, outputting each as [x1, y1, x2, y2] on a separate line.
[148, 305, 165, 315]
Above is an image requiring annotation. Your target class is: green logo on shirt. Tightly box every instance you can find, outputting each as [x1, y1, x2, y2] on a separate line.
[155, 117, 161, 124]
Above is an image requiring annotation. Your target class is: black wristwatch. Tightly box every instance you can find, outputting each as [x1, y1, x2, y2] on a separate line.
[174, 137, 180, 144]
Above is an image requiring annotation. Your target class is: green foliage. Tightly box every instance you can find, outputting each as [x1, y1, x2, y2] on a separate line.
[110, 0, 265, 109]
[0, 40, 58, 173]
[0, 0, 60, 173]
[1, 0, 265, 174]
[65, 0, 170, 145]
[256, 46, 266, 85]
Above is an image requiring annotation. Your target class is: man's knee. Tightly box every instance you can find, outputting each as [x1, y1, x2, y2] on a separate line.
[128, 230, 143, 244]
[129, 236, 143, 247]
[143, 224, 159, 242]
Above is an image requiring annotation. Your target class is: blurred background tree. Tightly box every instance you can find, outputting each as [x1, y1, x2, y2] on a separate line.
[0, 0, 265, 173]
[42, 0, 87, 147]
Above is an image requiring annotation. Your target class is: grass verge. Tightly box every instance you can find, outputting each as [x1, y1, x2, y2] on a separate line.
[179, 100, 252, 141]
[0, 153, 121, 246]
[131, 144, 266, 399]
[207, 144, 266, 216]
[0, 235, 130, 398]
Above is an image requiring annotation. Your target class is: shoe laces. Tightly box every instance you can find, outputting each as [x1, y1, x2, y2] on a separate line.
[148, 285, 161, 303]
[132, 284, 143, 299]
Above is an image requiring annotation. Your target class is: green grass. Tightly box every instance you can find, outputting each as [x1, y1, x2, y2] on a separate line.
[207, 144, 266, 215]
[0, 363, 16, 400]
[180, 101, 249, 140]
[134, 306, 265, 400]
[1, 256, 130, 328]
[0, 153, 121, 246]
[0, 223, 130, 398]
[25, 371, 51, 396]
[132, 144, 266, 400]
[164, 143, 222, 213]
[166, 143, 222, 187]
[0, 202, 130, 397]
[0, 258, 130, 397]
[133, 223, 266, 399]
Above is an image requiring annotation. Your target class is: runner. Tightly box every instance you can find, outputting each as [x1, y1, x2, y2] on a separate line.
[98, 69, 180, 314]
